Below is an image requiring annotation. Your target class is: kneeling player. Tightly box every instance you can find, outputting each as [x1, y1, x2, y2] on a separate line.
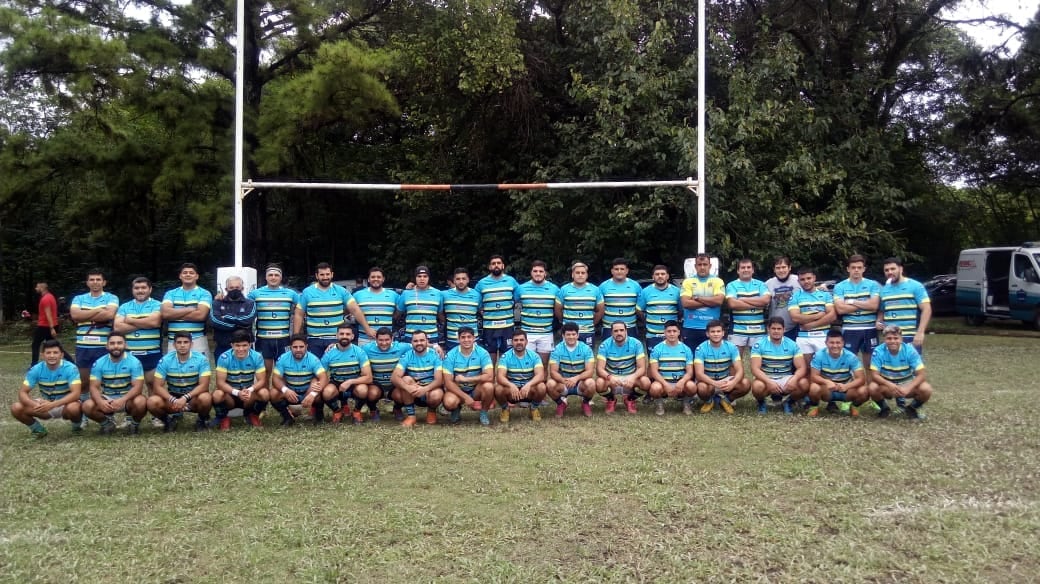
[694, 320, 751, 414]
[595, 322, 651, 414]
[82, 333, 148, 434]
[320, 324, 373, 424]
[11, 340, 83, 438]
[148, 332, 214, 432]
[212, 330, 268, 429]
[750, 317, 808, 415]
[648, 321, 696, 415]
[441, 327, 494, 425]
[270, 334, 328, 426]
[363, 327, 410, 422]
[806, 329, 868, 417]
[869, 326, 933, 421]
[495, 330, 547, 422]
[391, 331, 444, 427]
[547, 322, 597, 418]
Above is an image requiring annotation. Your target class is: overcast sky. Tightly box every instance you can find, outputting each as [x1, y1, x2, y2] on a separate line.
[946, 0, 1037, 51]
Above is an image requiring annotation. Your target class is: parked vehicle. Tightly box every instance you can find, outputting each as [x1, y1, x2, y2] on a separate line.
[924, 274, 957, 316]
[955, 245, 1040, 328]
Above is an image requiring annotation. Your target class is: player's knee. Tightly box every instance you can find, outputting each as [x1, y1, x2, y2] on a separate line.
[9, 402, 23, 416]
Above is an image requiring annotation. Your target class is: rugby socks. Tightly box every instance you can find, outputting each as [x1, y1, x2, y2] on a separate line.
[214, 403, 229, 420]
[252, 400, 268, 415]
[875, 398, 890, 412]
[327, 397, 342, 412]
[581, 395, 592, 404]
[556, 396, 567, 406]
[273, 400, 292, 421]
[28, 420, 44, 432]
[403, 404, 416, 417]
[910, 399, 924, 409]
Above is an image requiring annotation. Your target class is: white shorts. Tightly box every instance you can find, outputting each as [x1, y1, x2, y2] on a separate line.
[527, 333, 554, 354]
[769, 375, 795, 393]
[46, 404, 67, 419]
[728, 334, 764, 347]
[797, 336, 827, 355]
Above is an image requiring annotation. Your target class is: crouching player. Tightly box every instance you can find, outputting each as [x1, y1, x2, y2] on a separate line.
[212, 330, 267, 430]
[648, 321, 696, 416]
[270, 334, 328, 426]
[363, 327, 411, 422]
[750, 317, 808, 415]
[547, 322, 597, 418]
[806, 329, 868, 417]
[694, 320, 750, 414]
[82, 333, 147, 434]
[11, 339, 82, 438]
[148, 332, 214, 432]
[441, 327, 494, 425]
[495, 330, 547, 423]
[869, 325, 933, 421]
[391, 331, 444, 427]
[595, 322, 651, 414]
[319, 324, 373, 424]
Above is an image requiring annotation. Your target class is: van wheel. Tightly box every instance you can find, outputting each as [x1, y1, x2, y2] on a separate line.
[965, 315, 985, 326]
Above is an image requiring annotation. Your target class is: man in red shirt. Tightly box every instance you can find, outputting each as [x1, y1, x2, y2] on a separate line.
[31, 282, 72, 366]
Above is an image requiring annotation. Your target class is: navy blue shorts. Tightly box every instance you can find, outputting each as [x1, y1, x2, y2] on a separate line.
[306, 338, 335, 358]
[255, 337, 289, 360]
[133, 351, 162, 372]
[843, 329, 878, 355]
[481, 327, 513, 354]
[682, 328, 708, 353]
[75, 347, 107, 369]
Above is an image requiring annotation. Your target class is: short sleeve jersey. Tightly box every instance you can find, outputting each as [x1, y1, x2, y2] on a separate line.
[549, 341, 595, 377]
[680, 276, 724, 330]
[694, 340, 740, 381]
[90, 354, 145, 398]
[116, 298, 163, 354]
[596, 337, 646, 376]
[321, 344, 370, 382]
[499, 348, 543, 386]
[833, 278, 881, 330]
[161, 286, 213, 340]
[725, 278, 770, 335]
[599, 278, 643, 329]
[248, 286, 300, 340]
[751, 337, 801, 377]
[870, 343, 924, 384]
[298, 283, 356, 340]
[216, 349, 265, 389]
[638, 283, 682, 337]
[395, 349, 443, 386]
[352, 287, 399, 342]
[475, 275, 520, 330]
[556, 283, 604, 334]
[650, 342, 693, 382]
[811, 348, 863, 383]
[441, 287, 481, 343]
[71, 291, 120, 348]
[879, 278, 930, 336]
[789, 288, 834, 336]
[155, 351, 212, 395]
[515, 280, 561, 334]
[441, 345, 493, 385]
[23, 360, 81, 400]
[273, 352, 326, 394]
[363, 341, 410, 387]
[765, 275, 800, 330]
[396, 288, 443, 340]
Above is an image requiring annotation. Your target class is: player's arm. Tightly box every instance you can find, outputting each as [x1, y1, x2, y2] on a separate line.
[347, 301, 376, 339]
[548, 360, 567, 384]
[187, 372, 211, 401]
[424, 367, 444, 392]
[554, 299, 563, 321]
[788, 305, 814, 325]
[595, 355, 610, 381]
[812, 303, 836, 327]
[390, 364, 408, 389]
[693, 361, 714, 385]
[593, 301, 605, 327]
[442, 365, 465, 397]
[681, 293, 701, 309]
[699, 287, 725, 308]
[790, 354, 807, 382]
[43, 301, 58, 328]
[649, 359, 668, 385]
[726, 359, 745, 386]
[181, 302, 211, 322]
[124, 375, 145, 400]
[353, 363, 374, 386]
[495, 364, 514, 390]
[833, 295, 859, 315]
[677, 360, 695, 385]
[214, 369, 234, 396]
[915, 302, 933, 341]
[528, 363, 545, 385]
[631, 354, 647, 379]
[70, 304, 102, 323]
[749, 355, 771, 384]
[293, 306, 306, 334]
[18, 379, 39, 409]
[844, 366, 866, 390]
[160, 301, 193, 320]
[153, 372, 174, 401]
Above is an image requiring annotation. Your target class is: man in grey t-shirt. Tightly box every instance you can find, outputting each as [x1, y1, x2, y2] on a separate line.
[764, 256, 800, 341]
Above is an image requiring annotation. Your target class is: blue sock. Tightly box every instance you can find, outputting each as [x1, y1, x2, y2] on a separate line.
[403, 404, 416, 416]
[911, 399, 923, 408]
[876, 399, 890, 411]
[581, 396, 592, 403]
[273, 400, 291, 420]
[252, 400, 268, 414]
[29, 420, 44, 432]
[214, 403, 229, 419]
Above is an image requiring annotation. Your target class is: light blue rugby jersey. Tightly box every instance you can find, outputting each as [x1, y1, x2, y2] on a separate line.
[216, 349, 265, 388]
[549, 341, 594, 377]
[155, 351, 211, 395]
[751, 337, 801, 377]
[274, 351, 325, 394]
[442, 287, 481, 343]
[833, 278, 881, 330]
[299, 283, 355, 340]
[162, 286, 213, 340]
[23, 360, 80, 400]
[725, 278, 770, 336]
[599, 278, 642, 329]
[90, 354, 145, 398]
[811, 348, 862, 382]
[353, 287, 398, 342]
[694, 340, 740, 380]
[879, 278, 930, 337]
[649, 341, 693, 382]
[870, 343, 923, 384]
[396, 287, 443, 339]
[499, 348, 542, 386]
[363, 341, 410, 386]
[515, 280, 561, 334]
[475, 275, 519, 330]
[441, 345, 493, 384]
[321, 344, 370, 382]
[249, 286, 300, 340]
[596, 336, 646, 376]
[71, 291, 119, 348]
[556, 283, 603, 334]
[116, 298, 163, 354]
[395, 349, 443, 386]
[789, 288, 833, 336]
[638, 283, 681, 337]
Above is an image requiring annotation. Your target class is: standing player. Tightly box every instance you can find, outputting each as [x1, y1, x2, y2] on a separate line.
[296, 262, 375, 356]
[210, 275, 257, 357]
[694, 320, 750, 413]
[833, 254, 881, 370]
[595, 322, 651, 414]
[555, 262, 604, 347]
[161, 263, 213, 356]
[495, 330, 547, 423]
[70, 269, 119, 391]
[807, 329, 868, 417]
[248, 264, 299, 389]
[148, 332, 214, 432]
[30, 282, 72, 366]
[750, 317, 808, 415]
[877, 257, 932, 354]
[352, 266, 399, 346]
[515, 260, 560, 367]
[638, 265, 682, 350]
[869, 326, 933, 421]
[725, 258, 771, 357]
[789, 267, 836, 363]
[442, 268, 481, 351]
[475, 255, 519, 364]
[319, 324, 373, 424]
[363, 327, 411, 422]
[11, 340, 83, 438]
[391, 331, 444, 427]
[441, 327, 494, 425]
[114, 277, 164, 390]
[680, 253, 725, 353]
[212, 330, 268, 430]
[396, 266, 444, 345]
[82, 333, 147, 434]
[599, 258, 642, 339]
[648, 321, 696, 416]
[269, 334, 328, 426]
[765, 256, 800, 341]
[547, 322, 598, 418]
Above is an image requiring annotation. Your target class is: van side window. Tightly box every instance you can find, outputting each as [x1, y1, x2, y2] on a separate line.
[1014, 254, 1039, 284]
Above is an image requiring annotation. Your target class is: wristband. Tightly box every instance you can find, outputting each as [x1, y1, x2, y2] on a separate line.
[308, 391, 318, 398]
[169, 396, 177, 404]
[281, 387, 291, 395]
[232, 389, 241, 397]
[244, 386, 253, 393]
[184, 394, 192, 402]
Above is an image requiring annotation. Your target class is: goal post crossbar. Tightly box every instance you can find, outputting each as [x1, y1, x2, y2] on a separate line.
[241, 178, 699, 194]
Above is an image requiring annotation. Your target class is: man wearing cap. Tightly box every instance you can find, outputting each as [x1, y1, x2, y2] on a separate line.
[249, 264, 300, 389]
[396, 265, 444, 345]
[295, 262, 375, 356]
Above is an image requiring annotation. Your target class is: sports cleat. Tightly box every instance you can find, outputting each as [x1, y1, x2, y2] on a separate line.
[849, 405, 860, 418]
[605, 400, 616, 414]
[699, 401, 714, 413]
[894, 397, 907, 414]
[280, 416, 295, 427]
[162, 416, 179, 433]
[401, 415, 417, 427]
[499, 407, 511, 424]
[877, 408, 891, 419]
[77, 416, 90, 430]
[862, 400, 881, 412]
[219, 417, 232, 431]
[555, 401, 568, 418]
[426, 411, 438, 425]
[449, 408, 462, 425]
[655, 400, 666, 416]
[31, 426, 48, 439]
[195, 418, 209, 431]
[331, 408, 347, 424]
[625, 399, 638, 415]
[905, 406, 925, 422]
[581, 402, 593, 417]
[826, 401, 839, 414]
[719, 396, 734, 415]
[757, 401, 768, 415]
[127, 422, 140, 435]
[151, 416, 166, 429]
[806, 406, 820, 418]
[479, 410, 490, 426]
[682, 401, 693, 416]
[100, 417, 116, 435]
[782, 399, 793, 416]
[837, 401, 852, 414]
[246, 413, 263, 428]
[352, 410, 364, 425]
[70, 419, 84, 433]
[369, 409, 381, 423]
[309, 406, 322, 425]
[392, 405, 404, 421]
[529, 407, 542, 422]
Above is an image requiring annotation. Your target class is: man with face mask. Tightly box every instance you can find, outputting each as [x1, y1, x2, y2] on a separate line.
[210, 275, 257, 358]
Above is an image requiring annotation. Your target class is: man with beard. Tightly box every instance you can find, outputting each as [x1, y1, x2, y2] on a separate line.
[396, 266, 444, 345]
[296, 262, 374, 356]
[750, 317, 809, 415]
[352, 266, 398, 347]
[495, 330, 547, 423]
[515, 260, 560, 367]
[320, 324, 374, 424]
[442, 268, 481, 352]
[595, 321, 651, 414]
[555, 262, 604, 347]
[391, 331, 444, 427]
[248, 264, 300, 387]
[638, 265, 682, 351]
[161, 263, 213, 356]
[680, 253, 725, 353]
[547, 322, 598, 418]
[212, 330, 268, 430]
[475, 255, 519, 363]
[148, 332, 214, 432]
[82, 333, 147, 434]
[877, 257, 932, 355]
[270, 334, 328, 426]
[114, 277, 164, 387]
[210, 275, 257, 358]
[441, 327, 494, 425]
[363, 327, 411, 422]
[11, 340, 83, 438]
[599, 258, 643, 340]
[70, 269, 119, 390]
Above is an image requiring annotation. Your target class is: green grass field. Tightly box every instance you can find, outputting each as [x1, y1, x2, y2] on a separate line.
[1, 333, 1038, 582]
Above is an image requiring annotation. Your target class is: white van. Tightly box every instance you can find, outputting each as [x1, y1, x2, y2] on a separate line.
[955, 245, 1040, 328]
